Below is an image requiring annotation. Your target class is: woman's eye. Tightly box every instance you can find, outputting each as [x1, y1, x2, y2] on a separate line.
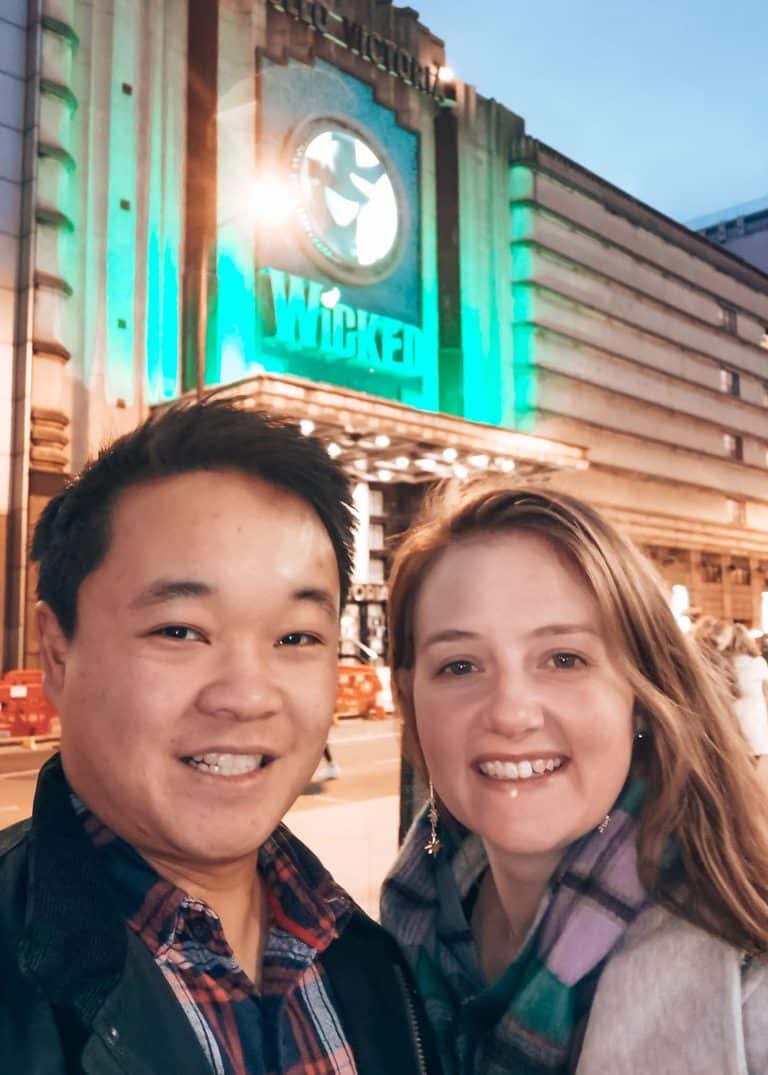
[549, 652, 585, 670]
[155, 625, 204, 642]
[277, 632, 321, 647]
[440, 660, 476, 677]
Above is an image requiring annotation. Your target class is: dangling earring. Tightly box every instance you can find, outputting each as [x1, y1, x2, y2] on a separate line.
[597, 814, 611, 834]
[424, 781, 442, 856]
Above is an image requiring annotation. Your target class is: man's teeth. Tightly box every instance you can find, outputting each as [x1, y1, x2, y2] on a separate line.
[478, 757, 564, 781]
[186, 753, 264, 776]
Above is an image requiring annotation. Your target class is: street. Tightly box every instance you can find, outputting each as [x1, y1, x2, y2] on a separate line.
[0, 718, 403, 918]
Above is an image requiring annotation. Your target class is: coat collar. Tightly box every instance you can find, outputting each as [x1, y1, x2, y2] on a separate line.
[18, 754, 127, 1024]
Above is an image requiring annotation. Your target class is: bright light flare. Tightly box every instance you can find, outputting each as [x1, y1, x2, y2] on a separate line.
[249, 176, 297, 228]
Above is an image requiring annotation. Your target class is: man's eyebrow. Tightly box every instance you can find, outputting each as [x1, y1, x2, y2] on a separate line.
[129, 579, 215, 610]
[293, 587, 338, 619]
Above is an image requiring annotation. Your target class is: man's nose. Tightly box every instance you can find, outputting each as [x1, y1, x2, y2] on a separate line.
[195, 647, 282, 722]
[482, 667, 545, 737]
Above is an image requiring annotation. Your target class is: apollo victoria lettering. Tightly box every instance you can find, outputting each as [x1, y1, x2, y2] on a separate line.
[264, 269, 425, 375]
[268, 0, 447, 102]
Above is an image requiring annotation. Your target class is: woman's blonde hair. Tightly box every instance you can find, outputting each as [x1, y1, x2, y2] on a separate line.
[388, 479, 768, 955]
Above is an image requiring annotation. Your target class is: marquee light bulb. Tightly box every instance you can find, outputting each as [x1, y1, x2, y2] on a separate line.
[300, 419, 315, 435]
[374, 434, 391, 448]
[327, 442, 342, 458]
[320, 287, 341, 310]
[442, 447, 458, 462]
[468, 453, 489, 468]
[377, 468, 393, 482]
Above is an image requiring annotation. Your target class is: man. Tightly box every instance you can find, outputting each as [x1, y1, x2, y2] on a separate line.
[0, 400, 439, 1074]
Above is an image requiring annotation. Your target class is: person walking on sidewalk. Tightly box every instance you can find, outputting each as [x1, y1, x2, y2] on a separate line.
[0, 400, 440, 1075]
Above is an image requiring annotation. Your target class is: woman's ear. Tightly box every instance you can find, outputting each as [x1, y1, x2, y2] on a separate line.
[35, 602, 70, 704]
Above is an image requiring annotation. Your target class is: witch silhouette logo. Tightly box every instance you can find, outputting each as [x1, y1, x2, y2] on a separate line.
[291, 119, 405, 285]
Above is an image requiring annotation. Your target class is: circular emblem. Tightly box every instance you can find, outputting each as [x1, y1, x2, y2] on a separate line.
[290, 118, 405, 286]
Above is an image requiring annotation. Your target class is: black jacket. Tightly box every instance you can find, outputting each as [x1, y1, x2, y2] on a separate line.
[0, 755, 441, 1075]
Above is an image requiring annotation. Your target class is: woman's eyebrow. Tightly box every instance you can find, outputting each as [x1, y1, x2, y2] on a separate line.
[527, 623, 601, 638]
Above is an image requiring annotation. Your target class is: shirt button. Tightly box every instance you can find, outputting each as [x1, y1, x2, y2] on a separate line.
[189, 918, 213, 943]
[108, 1026, 120, 1045]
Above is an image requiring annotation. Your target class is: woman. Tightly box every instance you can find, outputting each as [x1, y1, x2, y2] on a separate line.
[381, 481, 768, 1075]
[724, 622, 768, 782]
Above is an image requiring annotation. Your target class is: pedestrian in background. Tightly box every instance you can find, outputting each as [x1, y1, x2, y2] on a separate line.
[691, 616, 740, 700]
[382, 480, 768, 1075]
[723, 623, 768, 786]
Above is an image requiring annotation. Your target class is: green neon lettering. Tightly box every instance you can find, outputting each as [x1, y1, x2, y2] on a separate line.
[356, 311, 382, 364]
[332, 303, 357, 358]
[380, 320, 403, 365]
[269, 269, 322, 348]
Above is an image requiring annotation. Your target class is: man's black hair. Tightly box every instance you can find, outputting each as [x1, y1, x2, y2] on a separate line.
[31, 398, 356, 636]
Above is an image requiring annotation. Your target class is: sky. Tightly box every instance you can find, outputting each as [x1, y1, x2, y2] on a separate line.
[412, 0, 766, 224]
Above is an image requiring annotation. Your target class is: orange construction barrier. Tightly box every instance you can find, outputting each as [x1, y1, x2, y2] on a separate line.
[334, 664, 387, 720]
[0, 672, 57, 738]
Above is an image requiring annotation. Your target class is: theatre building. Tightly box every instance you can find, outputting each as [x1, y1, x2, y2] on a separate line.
[3, 0, 768, 669]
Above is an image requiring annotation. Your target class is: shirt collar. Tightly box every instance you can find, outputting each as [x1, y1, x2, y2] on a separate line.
[71, 794, 354, 957]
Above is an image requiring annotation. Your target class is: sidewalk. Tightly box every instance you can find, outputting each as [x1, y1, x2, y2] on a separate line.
[286, 792, 399, 918]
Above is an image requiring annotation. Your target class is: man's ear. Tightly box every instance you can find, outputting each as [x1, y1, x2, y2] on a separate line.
[36, 602, 70, 703]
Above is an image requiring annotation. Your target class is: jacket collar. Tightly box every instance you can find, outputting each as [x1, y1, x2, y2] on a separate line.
[18, 754, 127, 1024]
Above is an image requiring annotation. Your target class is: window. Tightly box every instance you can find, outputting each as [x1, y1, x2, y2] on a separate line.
[671, 584, 691, 632]
[719, 304, 737, 334]
[723, 433, 743, 460]
[719, 367, 740, 396]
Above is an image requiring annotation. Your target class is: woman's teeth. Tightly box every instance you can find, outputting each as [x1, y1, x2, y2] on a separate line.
[478, 757, 564, 781]
[185, 753, 264, 776]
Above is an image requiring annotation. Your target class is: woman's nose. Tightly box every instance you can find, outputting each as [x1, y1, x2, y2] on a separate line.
[482, 670, 545, 737]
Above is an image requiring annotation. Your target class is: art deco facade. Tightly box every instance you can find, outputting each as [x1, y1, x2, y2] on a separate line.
[2, 0, 768, 669]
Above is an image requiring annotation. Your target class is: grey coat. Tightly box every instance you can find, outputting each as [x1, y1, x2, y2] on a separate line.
[577, 905, 768, 1074]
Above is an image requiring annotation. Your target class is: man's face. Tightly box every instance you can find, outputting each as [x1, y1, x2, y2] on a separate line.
[39, 471, 340, 873]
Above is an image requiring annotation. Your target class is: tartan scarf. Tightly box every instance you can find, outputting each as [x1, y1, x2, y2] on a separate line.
[381, 781, 648, 1075]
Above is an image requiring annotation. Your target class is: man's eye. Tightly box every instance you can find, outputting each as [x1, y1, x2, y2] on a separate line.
[155, 625, 204, 642]
[549, 652, 585, 670]
[277, 632, 321, 647]
[440, 660, 476, 677]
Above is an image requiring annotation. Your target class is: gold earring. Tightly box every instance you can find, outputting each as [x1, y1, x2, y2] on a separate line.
[597, 814, 611, 834]
[424, 781, 442, 856]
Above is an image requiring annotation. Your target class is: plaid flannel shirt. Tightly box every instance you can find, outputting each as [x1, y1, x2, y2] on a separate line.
[75, 800, 358, 1075]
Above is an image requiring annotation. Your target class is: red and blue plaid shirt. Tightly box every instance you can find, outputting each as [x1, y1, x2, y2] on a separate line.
[74, 799, 358, 1075]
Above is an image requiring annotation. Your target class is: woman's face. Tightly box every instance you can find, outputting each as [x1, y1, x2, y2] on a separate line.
[410, 531, 635, 872]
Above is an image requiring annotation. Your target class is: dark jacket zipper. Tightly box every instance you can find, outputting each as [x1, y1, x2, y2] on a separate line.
[393, 962, 430, 1075]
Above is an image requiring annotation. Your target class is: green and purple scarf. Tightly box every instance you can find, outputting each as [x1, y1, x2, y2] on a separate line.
[381, 781, 648, 1074]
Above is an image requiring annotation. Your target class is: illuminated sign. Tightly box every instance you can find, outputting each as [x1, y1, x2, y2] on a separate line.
[268, 0, 447, 103]
[263, 268, 425, 376]
[291, 119, 404, 285]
